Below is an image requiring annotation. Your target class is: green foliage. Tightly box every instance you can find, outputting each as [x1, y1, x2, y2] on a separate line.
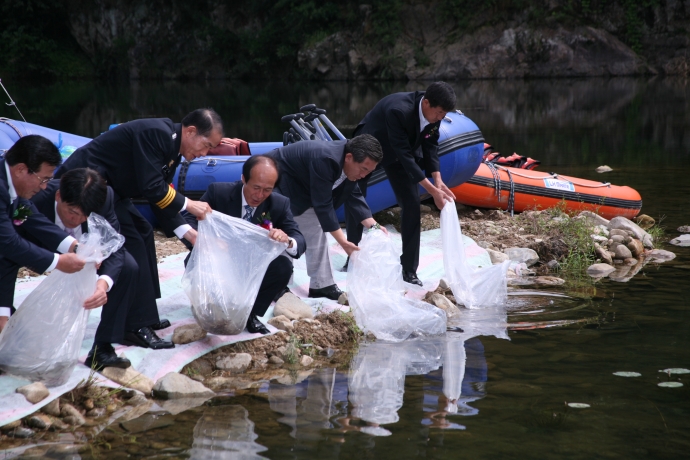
[517, 202, 597, 279]
[204, 0, 362, 78]
[0, 0, 94, 79]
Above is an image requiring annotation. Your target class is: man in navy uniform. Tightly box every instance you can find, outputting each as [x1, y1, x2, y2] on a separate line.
[184, 155, 306, 334]
[32, 168, 172, 368]
[0, 135, 85, 333]
[346, 82, 457, 286]
[56, 109, 222, 348]
[265, 134, 384, 301]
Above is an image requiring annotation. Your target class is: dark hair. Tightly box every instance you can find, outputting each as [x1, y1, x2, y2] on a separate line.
[424, 81, 456, 112]
[181, 108, 224, 137]
[346, 134, 383, 164]
[4, 135, 62, 172]
[243, 155, 280, 184]
[59, 168, 107, 216]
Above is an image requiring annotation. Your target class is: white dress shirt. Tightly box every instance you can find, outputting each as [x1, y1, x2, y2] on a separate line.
[419, 97, 430, 133]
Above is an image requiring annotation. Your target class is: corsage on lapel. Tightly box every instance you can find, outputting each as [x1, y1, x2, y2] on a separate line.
[425, 125, 440, 141]
[13, 204, 32, 226]
[257, 211, 272, 230]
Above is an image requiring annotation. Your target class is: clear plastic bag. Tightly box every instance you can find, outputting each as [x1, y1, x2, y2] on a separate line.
[441, 204, 509, 308]
[347, 230, 446, 342]
[182, 211, 287, 335]
[0, 213, 125, 386]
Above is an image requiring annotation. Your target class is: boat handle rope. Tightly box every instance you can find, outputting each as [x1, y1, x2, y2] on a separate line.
[0, 117, 23, 139]
[485, 161, 516, 216]
[492, 164, 612, 188]
[485, 161, 503, 202]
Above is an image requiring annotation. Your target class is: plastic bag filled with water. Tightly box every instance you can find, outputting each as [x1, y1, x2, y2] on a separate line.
[347, 229, 446, 342]
[182, 211, 287, 335]
[440, 203, 509, 308]
[0, 213, 124, 386]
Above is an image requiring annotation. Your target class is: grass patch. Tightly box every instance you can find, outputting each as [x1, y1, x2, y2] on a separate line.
[645, 215, 666, 245]
[516, 201, 597, 279]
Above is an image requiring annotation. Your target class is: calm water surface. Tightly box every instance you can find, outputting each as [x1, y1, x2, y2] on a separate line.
[1, 77, 688, 459]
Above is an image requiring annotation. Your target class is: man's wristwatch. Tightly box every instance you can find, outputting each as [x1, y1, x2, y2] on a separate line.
[72, 243, 79, 254]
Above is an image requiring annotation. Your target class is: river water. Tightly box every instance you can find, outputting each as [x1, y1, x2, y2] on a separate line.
[1, 77, 689, 459]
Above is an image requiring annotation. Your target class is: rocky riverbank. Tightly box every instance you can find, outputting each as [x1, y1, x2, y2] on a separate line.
[3, 200, 685, 448]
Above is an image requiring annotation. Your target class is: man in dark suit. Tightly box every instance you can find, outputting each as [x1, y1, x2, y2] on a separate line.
[265, 135, 385, 301]
[31, 168, 174, 369]
[56, 108, 223, 347]
[347, 82, 457, 286]
[184, 155, 306, 334]
[0, 135, 85, 333]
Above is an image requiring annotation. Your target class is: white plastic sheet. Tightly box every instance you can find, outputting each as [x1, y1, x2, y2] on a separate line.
[441, 204, 509, 308]
[0, 213, 124, 386]
[182, 211, 287, 335]
[347, 229, 446, 342]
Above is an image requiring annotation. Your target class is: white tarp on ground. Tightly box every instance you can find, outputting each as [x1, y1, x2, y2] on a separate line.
[0, 226, 492, 427]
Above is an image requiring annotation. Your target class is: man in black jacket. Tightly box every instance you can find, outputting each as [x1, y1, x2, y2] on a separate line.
[347, 82, 457, 286]
[184, 155, 306, 334]
[265, 135, 384, 301]
[0, 135, 84, 333]
[31, 168, 174, 368]
[56, 109, 222, 347]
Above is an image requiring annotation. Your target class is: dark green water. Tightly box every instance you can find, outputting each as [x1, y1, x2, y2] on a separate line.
[1, 77, 689, 459]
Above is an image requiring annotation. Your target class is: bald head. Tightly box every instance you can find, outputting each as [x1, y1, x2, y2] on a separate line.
[241, 156, 280, 207]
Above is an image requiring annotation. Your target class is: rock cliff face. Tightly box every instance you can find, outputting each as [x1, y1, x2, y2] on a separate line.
[65, 0, 690, 80]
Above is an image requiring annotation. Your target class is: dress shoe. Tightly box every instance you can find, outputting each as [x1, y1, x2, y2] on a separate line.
[85, 344, 131, 370]
[273, 287, 291, 302]
[402, 270, 423, 286]
[150, 319, 171, 330]
[122, 326, 175, 349]
[308, 284, 344, 301]
[246, 315, 270, 334]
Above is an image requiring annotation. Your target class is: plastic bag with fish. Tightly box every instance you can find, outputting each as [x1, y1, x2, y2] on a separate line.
[440, 203, 509, 308]
[182, 211, 287, 335]
[0, 213, 124, 386]
[347, 229, 446, 342]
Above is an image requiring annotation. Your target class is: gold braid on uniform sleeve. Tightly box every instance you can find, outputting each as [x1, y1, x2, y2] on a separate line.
[156, 184, 177, 209]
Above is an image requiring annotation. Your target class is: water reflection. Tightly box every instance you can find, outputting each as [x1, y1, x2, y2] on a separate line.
[190, 405, 267, 459]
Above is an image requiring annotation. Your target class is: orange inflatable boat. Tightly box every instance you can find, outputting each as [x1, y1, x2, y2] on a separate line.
[450, 162, 642, 219]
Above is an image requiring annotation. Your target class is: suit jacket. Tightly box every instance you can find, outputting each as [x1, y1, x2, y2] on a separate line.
[355, 91, 441, 183]
[184, 181, 306, 259]
[31, 180, 125, 284]
[265, 140, 372, 232]
[56, 118, 186, 235]
[0, 159, 66, 273]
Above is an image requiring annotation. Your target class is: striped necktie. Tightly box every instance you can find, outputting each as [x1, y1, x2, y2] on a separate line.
[243, 205, 253, 222]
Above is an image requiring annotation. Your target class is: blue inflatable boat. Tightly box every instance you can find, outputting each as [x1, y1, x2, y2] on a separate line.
[1, 113, 484, 225]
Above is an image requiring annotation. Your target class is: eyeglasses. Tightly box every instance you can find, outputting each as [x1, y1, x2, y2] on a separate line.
[32, 171, 53, 184]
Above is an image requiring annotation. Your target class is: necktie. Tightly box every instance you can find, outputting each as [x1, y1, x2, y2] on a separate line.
[66, 227, 76, 237]
[243, 205, 253, 222]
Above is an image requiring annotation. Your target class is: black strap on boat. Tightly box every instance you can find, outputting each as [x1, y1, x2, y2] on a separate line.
[505, 168, 516, 217]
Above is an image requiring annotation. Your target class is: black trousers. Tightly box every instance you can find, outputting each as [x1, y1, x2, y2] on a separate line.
[113, 198, 160, 329]
[95, 251, 138, 344]
[347, 161, 422, 273]
[184, 253, 293, 319]
[252, 255, 293, 317]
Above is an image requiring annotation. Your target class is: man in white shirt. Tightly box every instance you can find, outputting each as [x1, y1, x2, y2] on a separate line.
[31, 168, 174, 369]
